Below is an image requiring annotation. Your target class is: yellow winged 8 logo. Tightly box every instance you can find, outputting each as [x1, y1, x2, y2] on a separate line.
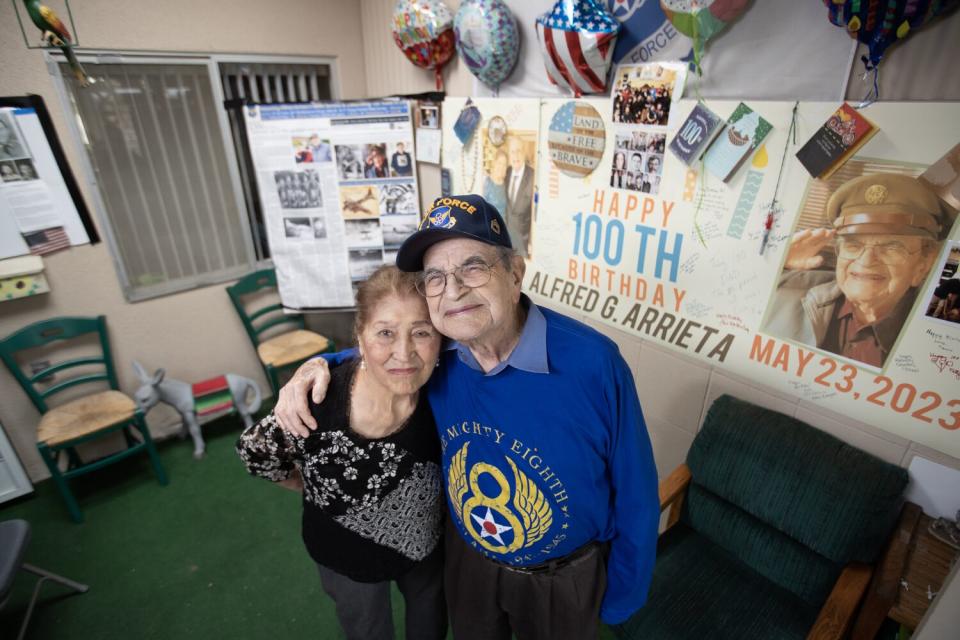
[447, 442, 554, 554]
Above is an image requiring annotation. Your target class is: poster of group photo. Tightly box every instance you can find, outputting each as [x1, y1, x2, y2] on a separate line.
[527, 99, 960, 458]
[441, 98, 540, 258]
[244, 101, 419, 308]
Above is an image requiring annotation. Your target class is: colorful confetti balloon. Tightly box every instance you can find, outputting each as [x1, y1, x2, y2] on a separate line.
[821, 0, 959, 70]
[536, 0, 621, 98]
[392, 0, 457, 89]
[454, 0, 520, 90]
[660, 0, 750, 70]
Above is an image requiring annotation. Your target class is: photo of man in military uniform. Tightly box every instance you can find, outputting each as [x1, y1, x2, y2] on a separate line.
[764, 172, 956, 368]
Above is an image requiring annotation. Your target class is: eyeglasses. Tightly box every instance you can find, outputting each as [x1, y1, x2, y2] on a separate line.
[835, 237, 923, 266]
[416, 258, 499, 297]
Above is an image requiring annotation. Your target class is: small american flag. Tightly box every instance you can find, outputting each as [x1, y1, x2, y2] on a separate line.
[536, 0, 619, 97]
[24, 227, 70, 256]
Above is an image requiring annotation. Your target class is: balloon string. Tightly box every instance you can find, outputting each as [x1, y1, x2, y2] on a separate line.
[857, 60, 880, 109]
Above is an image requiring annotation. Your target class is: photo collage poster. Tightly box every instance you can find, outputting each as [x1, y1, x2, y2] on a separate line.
[441, 98, 540, 258]
[609, 62, 687, 197]
[530, 99, 960, 458]
[244, 102, 419, 308]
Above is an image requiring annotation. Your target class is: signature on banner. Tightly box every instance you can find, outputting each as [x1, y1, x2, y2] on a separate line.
[930, 354, 960, 380]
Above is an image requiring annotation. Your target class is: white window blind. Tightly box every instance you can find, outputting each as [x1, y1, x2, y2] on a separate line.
[219, 62, 333, 104]
[60, 61, 254, 300]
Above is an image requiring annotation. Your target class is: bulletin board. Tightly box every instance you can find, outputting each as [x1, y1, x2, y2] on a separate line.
[0, 94, 97, 259]
[444, 98, 960, 458]
[243, 101, 420, 310]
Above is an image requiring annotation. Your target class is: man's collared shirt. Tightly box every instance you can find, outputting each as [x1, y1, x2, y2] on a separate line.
[823, 291, 916, 367]
[443, 296, 548, 376]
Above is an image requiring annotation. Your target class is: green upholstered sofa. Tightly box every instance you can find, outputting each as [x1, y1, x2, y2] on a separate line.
[617, 394, 912, 640]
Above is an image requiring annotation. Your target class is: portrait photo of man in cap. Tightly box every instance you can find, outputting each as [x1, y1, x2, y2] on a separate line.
[764, 171, 956, 369]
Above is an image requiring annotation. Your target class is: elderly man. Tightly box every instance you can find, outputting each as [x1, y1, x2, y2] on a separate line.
[504, 137, 534, 258]
[275, 194, 658, 640]
[765, 174, 948, 368]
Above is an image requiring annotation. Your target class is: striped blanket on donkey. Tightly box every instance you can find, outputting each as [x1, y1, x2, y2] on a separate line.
[133, 361, 262, 459]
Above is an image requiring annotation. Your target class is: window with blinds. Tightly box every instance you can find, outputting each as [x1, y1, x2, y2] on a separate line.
[61, 61, 252, 300]
[219, 62, 333, 104]
[58, 57, 336, 301]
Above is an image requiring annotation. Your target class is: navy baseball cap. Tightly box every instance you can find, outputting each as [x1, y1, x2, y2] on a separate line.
[396, 194, 513, 271]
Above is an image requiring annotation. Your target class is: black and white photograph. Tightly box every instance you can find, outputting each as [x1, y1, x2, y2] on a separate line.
[335, 144, 365, 181]
[610, 132, 666, 195]
[283, 216, 313, 239]
[379, 182, 418, 215]
[348, 248, 383, 281]
[0, 160, 21, 182]
[419, 104, 439, 129]
[311, 217, 327, 239]
[274, 169, 322, 209]
[16, 159, 38, 181]
[381, 214, 419, 247]
[344, 219, 383, 248]
[0, 111, 28, 161]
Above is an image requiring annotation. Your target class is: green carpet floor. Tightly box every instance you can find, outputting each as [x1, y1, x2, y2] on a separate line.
[0, 415, 618, 639]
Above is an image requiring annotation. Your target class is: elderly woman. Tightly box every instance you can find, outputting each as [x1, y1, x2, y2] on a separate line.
[237, 265, 446, 640]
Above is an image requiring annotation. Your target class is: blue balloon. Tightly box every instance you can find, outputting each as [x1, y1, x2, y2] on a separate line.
[454, 0, 520, 89]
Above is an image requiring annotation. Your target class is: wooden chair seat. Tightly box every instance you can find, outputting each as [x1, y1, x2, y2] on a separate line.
[256, 329, 331, 368]
[37, 390, 136, 447]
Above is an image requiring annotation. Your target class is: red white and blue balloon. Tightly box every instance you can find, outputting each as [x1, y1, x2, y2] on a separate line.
[536, 0, 621, 97]
[454, 0, 520, 90]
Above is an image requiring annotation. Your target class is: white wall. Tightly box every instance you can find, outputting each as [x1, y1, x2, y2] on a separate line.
[0, 0, 367, 480]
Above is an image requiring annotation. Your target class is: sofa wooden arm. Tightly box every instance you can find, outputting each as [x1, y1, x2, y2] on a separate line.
[849, 501, 923, 640]
[659, 464, 691, 533]
[807, 563, 873, 640]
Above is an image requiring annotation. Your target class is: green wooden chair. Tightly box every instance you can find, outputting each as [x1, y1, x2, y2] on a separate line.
[616, 394, 914, 640]
[0, 316, 168, 523]
[226, 268, 334, 396]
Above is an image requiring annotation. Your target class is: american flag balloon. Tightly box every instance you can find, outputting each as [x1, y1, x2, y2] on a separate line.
[536, 0, 620, 98]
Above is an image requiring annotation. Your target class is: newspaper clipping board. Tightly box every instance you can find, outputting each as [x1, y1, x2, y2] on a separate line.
[244, 101, 420, 309]
[1, 105, 92, 259]
[521, 99, 960, 458]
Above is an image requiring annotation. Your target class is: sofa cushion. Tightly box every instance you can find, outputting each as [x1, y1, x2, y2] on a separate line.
[616, 523, 819, 640]
[682, 483, 840, 606]
[686, 395, 907, 565]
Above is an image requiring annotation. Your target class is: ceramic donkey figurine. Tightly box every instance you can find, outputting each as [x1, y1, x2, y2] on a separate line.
[132, 360, 262, 459]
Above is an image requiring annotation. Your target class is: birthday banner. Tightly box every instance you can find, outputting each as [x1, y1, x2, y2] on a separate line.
[520, 100, 960, 458]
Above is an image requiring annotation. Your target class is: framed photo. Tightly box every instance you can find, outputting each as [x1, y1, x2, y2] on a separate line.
[418, 103, 440, 130]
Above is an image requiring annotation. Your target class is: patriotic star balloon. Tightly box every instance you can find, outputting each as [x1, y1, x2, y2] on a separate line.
[536, 0, 620, 98]
[392, 0, 457, 90]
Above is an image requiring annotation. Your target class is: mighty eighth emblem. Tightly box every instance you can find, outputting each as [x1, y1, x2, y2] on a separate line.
[448, 442, 554, 554]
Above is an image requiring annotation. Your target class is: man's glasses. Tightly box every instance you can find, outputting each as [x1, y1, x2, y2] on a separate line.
[835, 237, 923, 266]
[416, 258, 499, 297]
